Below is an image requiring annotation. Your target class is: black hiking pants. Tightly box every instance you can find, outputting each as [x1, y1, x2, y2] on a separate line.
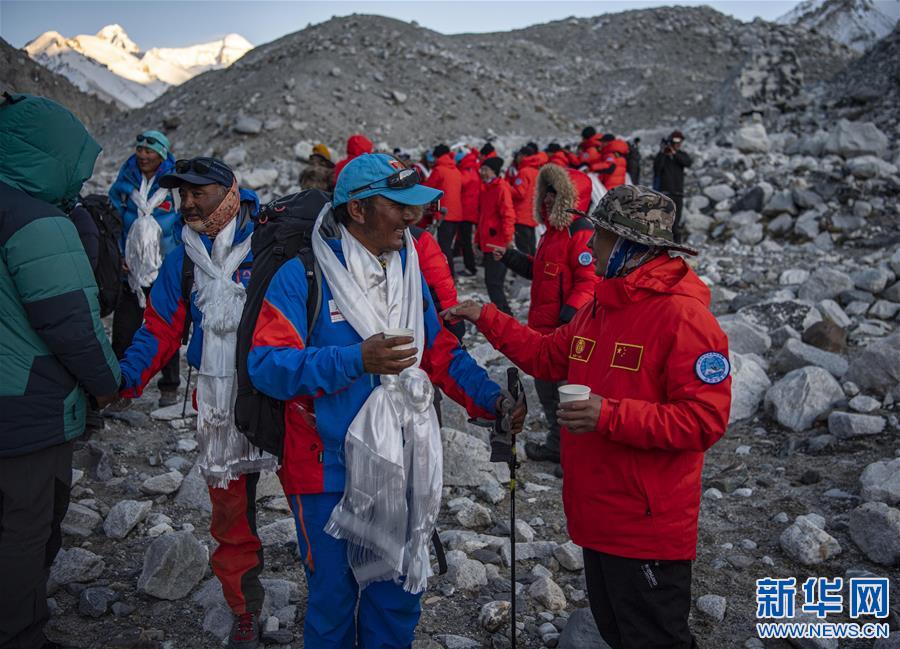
[0, 442, 73, 649]
[112, 285, 181, 393]
[583, 548, 697, 649]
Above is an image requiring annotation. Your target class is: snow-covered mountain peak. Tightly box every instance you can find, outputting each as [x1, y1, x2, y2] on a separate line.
[24, 24, 252, 109]
[778, 0, 898, 51]
[95, 24, 140, 53]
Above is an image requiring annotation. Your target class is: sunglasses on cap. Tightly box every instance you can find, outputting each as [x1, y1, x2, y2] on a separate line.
[348, 167, 420, 198]
[136, 134, 162, 147]
[174, 157, 231, 176]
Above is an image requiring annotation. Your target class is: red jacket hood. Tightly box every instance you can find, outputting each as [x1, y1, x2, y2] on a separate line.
[433, 153, 456, 169]
[605, 139, 629, 156]
[595, 255, 710, 309]
[578, 134, 604, 152]
[519, 152, 547, 170]
[458, 150, 480, 171]
[535, 164, 593, 229]
[346, 134, 373, 157]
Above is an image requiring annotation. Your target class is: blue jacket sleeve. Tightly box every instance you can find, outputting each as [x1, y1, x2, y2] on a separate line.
[248, 258, 365, 400]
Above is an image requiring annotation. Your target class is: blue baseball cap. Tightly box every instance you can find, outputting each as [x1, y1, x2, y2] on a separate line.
[333, 153, 442, 207]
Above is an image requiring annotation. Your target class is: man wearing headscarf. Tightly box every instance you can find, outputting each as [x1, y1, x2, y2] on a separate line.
[117, 158, 276, 649]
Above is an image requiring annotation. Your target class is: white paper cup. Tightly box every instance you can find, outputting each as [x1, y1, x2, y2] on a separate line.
[384, 327, 415, 351]
[559, 384, 591, 403]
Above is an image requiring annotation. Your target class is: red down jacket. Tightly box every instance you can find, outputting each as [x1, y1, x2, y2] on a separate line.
[597, 139, 629, 189]
[457, 149, 481, 224]
[577, 133, 606, 172]
[510, 152, 546, 228]
[504, 165, 598, 332]
[333, 134, 373, 183]
[424, 153, 464, 222]
[475, 176, 515, 253]
[476, 253, 731, 561]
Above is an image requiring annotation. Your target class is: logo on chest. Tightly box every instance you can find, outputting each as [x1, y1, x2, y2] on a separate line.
[610, 342, 644, 372]
[568, 336, 596, 363]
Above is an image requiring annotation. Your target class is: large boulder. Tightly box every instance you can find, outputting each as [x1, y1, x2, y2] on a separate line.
[773, 338, 848, 378]
[823, 119, 889, 158]
[765, 367, 844, 431]
[703, 184, 735, 203]
[844, 332, 900, 394]
[860, 458, 900, 506]
[762, 190, 797, 216]
[846, 156, 898, 179]
[719, 317, 771, 356]
[558, 608, 613, 649]
[848, 502, 900, 566]
[103, 500, 152, 540]
[828, 412, 886, 438]
[442, 428, 509, 487]
[137, 531, 208, 600]
[50, 547, 105, 585]
[734, 123, 770, 153]
[798, 269, 854, 302]
[729, 353, 771, 423]
[779, 514, 841, 565]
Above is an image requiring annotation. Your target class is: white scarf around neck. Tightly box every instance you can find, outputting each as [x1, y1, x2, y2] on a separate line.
[313, 206, 442, 594]
[183, 217, 278, 487]
[125, 176, 169, 307]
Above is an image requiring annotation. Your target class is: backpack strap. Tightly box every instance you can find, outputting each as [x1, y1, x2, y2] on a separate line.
[180, 255, 195, 345]
[297, 247, 323, 335]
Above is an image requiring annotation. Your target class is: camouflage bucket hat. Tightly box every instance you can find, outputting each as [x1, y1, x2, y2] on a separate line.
[588, 185, 699, 255]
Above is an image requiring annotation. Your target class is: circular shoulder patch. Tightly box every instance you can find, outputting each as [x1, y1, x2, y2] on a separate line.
[695, 352, 730, 385]
[515, 177, 523, 185]
[578, 252, 594, 266]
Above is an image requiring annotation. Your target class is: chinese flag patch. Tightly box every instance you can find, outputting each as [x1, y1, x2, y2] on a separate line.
[568, 336, 596, 363]
[610, 342, 643, 372]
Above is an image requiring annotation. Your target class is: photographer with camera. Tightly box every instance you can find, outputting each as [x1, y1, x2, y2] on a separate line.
[652, 130, 692, 243]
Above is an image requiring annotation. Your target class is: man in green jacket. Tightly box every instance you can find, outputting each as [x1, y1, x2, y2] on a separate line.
[0, 93, 121, 649]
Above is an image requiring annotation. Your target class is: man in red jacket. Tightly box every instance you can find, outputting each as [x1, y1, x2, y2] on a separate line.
[475, 157, 515, 315]
[424, 144, 465, 275]
[596, 138, 629, 190]
[510, 144, 544, 256]
[497, 164, 598, 464]
[445, 185, 731, 649]
[456, 147, 481, 276]
[333, 133, 374, 184]
[577, 126, 606, 172]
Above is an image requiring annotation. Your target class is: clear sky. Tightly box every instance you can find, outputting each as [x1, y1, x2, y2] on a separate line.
[1, 0, 806, 49]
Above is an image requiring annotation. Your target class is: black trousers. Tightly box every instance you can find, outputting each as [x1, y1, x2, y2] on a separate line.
[0, 442, 73, 649]
[514, 224, 536, 256]
[483, 256, 511, 315]
[663, 193, 685, 243]
[438, 220, 475, 276]
[583, 548, 697, 649]
[534, 379, 560, 451]
[112, 285, 181, 392]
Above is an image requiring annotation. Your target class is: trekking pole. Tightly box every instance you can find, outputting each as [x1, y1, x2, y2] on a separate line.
[181, 366, 192, 418]
[469, 367, 524, 648]
[506, 367, 520, 649]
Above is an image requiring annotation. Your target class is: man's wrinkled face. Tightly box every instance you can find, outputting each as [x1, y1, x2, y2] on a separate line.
[179, 182, 227, 229]
[587, 227, 619, 277]
[136, 146, 163, 175]
[348, 194, 423, 254]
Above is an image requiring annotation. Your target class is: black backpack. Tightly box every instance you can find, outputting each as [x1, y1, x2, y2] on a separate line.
[79, 194, 123, 317]
[234, 189, 331, 458]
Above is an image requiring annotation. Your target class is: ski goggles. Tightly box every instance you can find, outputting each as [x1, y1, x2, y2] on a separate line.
[136, 134, 163, 146]
[348, 167, 420, 198]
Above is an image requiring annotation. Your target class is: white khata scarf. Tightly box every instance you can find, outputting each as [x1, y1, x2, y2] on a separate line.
[183, 217, 278, 487]
[312, 207, 442, 594]
[125, 176, 169, 307]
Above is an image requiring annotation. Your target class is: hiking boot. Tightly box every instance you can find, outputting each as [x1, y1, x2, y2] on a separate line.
[524, 441, 560, 464]
[227, 612, 260, 649]
[458, 268, 477, 278]
[158, 390, 179, 408]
